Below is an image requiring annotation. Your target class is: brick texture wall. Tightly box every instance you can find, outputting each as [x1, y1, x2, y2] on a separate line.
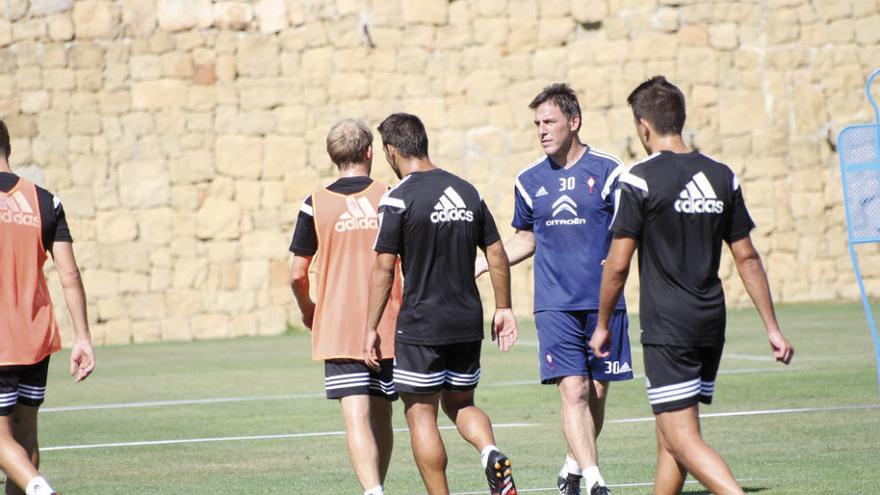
[1, 0, 878, 345]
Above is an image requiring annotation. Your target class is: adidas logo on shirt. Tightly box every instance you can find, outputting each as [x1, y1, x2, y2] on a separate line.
[674, 172, 724, 215]
[430, 187, 474, 223]
[334, 196, 379, 232]
[0, 191, 40, 228]
[535, 186, 548, 197]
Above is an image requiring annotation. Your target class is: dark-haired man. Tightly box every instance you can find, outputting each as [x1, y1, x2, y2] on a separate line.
[0, 119, 95, 495]
[365, 113, 519, 495]
[590, 76, 794, 495]
[477, 83, 630, 495]
[289, 118, 403, 495]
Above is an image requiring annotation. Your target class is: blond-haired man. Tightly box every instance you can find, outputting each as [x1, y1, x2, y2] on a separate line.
[289, 119, 402, 495]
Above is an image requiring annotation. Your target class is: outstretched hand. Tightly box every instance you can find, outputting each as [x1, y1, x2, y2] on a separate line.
[492, 308, 518, 352]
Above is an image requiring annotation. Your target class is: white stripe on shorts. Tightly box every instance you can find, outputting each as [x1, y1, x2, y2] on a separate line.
[17, 384, 45, 392]
[647, 378, 701, 405]
[325, 372, 369, 382]
[700, 380, 715, 396]
[324, 376, 370, 386]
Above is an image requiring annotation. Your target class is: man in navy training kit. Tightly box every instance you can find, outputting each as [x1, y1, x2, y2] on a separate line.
[590, 76, 794, 495]
[365, 113, 519, 495]
[477, 83, 632, 495]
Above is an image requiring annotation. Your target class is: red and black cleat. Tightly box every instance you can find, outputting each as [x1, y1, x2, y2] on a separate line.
[484, 450, 517, 495]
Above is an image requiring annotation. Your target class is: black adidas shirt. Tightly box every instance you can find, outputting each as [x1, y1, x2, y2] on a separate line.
[612, 151, 754, 346]
[289, 176, 374, 256]
[375, 168, 501, 345]
[0, 172, 72, 251]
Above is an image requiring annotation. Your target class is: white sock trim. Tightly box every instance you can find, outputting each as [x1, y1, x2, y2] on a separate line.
[364, 484, 384, 495]
[26, 476, 54, 495]
[480, 444, 499, 468]
[582, 465, 606, 488]
[560, 454, 582, 477]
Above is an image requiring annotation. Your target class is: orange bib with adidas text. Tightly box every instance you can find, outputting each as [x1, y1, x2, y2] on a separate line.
[0, 179, 62, 365]
[310, 181, 402, 361]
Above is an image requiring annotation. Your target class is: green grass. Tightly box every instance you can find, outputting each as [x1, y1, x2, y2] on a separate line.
[32, 302, 880, 494]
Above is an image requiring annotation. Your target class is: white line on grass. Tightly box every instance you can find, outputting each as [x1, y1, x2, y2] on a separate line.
[609, 403, 880, 425]
[40, 393, 325, 413]
[40, 367, 795, 413]
[42, 404, 880, 453]
[41, 423, 539, 452]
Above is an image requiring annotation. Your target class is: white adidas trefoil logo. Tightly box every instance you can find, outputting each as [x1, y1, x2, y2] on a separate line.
[675, 172, 724, 214]
[430, 187, 474, 223]
[0, 190, 40, 227]
[335, 196, 379, 232]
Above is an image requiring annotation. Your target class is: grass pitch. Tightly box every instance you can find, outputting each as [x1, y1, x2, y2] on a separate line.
[34, 302, 880, 494]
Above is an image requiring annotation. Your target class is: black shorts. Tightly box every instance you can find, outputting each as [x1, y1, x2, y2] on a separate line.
[643, 344, 723, 414]
[324, 359, 398, 401]
[393, 340, 482, 395]
[0, 356, 50, 415]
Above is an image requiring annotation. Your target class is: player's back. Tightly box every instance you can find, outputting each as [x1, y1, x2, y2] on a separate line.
[0, 174, 62, 365]
[376, 169, 500, 346]
[617, 151, 753, 346]
[310, 180, 401, 360]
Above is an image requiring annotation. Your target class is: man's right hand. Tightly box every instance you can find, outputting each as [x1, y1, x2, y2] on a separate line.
[474, 257, 489, 278]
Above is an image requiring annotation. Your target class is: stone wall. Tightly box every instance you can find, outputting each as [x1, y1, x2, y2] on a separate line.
[1, 0, 878, 345]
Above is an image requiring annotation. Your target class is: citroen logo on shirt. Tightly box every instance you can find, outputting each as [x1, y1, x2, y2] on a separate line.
[552, 195, 577, 217]
[545, 195, 586, 226]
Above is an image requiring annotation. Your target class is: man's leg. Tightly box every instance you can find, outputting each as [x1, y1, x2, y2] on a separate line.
[0, 414, 41, 494]
[654, 405, 743, 495]
[588, 380, 609, 437]
[369, 396, 394, 483]
[6, 404, 39, 495]
[652, 420, 685, 495]
[402, 392, 448, 495]
[339, 395, 383, 491]
[439, 389, 494, 451]
[557, 375, 598, 471]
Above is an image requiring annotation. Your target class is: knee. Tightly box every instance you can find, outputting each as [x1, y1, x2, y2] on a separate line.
[558, 379, 589, 406]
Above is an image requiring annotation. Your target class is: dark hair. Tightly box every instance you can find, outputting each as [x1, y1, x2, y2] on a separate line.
[377, 113, 429, 159]
[626, 76, 686, 135]
[528, 83, 582, 126]
[0, 120, 9, 159]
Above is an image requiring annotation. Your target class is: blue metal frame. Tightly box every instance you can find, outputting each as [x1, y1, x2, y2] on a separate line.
[837, 68, 880, 396]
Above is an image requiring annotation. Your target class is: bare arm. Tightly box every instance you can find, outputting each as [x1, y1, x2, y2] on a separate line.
[730, 236, 794, 364]
[475, 230, 535, 277]
[50, 242, 95, 382]
[289, 254, 315, 329]
[364, 253, 397, 369]
[589, 236, 637, 358]
[484, 239, 518, 351]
